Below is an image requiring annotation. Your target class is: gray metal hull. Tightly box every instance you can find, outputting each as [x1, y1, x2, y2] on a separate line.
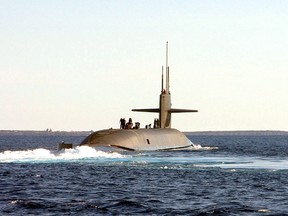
[80, 128, 192, 151]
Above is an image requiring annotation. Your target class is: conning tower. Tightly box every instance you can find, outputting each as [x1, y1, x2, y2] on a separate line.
[132, 42, 197, 128]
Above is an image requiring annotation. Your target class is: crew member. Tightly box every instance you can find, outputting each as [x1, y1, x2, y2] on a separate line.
[125, 118, 133, 129]
[120, 118, 126, 129]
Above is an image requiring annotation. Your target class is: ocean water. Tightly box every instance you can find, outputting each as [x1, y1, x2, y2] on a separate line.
[0, 134, 288, 215]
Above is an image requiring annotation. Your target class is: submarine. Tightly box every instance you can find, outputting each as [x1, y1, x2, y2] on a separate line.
[60, 42, 198, 151]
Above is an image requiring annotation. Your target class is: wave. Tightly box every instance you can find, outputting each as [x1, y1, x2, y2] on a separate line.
[182, 143, 218, 151]
[192, 143, 218, 150]
[0, 146, 125, 163]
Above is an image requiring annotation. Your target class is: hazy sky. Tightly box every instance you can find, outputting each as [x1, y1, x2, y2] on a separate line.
[1, 0, 288, 131]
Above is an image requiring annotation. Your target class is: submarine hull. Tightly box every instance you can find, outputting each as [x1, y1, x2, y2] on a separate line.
[80, 128, 192, 151]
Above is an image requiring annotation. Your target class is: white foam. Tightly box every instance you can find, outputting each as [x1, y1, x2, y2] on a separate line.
[258, 209, 271, 213]
[0, 146, 125, 163]
[191, 143, 218, 150]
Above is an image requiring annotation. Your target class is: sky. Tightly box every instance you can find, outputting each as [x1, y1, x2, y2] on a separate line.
[0, 0, 288, 132]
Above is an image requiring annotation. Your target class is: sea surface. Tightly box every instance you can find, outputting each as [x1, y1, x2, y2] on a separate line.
[0, 134, 288, 215]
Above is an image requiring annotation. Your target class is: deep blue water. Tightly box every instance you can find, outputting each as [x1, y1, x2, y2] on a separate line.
[1, 134, 288, 215]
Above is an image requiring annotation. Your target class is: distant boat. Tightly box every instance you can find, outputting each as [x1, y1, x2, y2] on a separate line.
[60, 42, 198, 151]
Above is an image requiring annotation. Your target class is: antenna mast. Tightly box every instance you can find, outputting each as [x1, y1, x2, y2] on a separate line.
[166, 41, 169, 93]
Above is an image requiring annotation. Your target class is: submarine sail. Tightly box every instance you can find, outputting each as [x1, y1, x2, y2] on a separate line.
[132, 41, 198, 129]
[79, 42, 198, 151]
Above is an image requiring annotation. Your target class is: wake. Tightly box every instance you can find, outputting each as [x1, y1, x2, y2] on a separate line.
[0, 144, 217, 163]
[0, 146, 125, 163]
